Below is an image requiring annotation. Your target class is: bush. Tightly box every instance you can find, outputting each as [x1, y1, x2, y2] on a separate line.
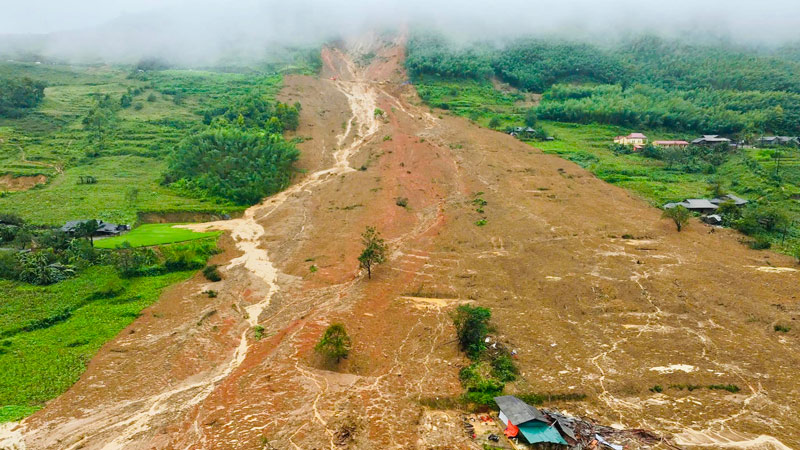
[147, 93, 157, 102]
[203, 264, 222, 282]
[774, 324, 791, 332]
[395, 197, 409, 208]
[112, 244, 159, 277]
[315, 323, 351, 363]
[491, 354, 519, 382]
[162, 241, 216, 272]
[18, 250, 75, 285]
[459, 363, 505, 405]
[452, 305, 491, 359]
[708, 384, 740, 393]
[0, 250, 21, 280]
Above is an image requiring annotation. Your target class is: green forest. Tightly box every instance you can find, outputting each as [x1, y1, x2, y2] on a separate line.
[406, 33, 800, 135]
[0, 77, 46, 117]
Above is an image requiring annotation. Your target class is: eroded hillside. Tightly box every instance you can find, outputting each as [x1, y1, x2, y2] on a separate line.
[2, 35, 799, 450]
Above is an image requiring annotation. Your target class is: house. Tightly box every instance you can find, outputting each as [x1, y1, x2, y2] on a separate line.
[691, 135, 731, 146]
[61, 220, 130, 237]
[758, 136, 799, 147]
[653, 140, 689, 149]
[710, 193, 748, 207]
[494, 396, 568, 446]
[663, 199, 719, 214]
[613, 133, 647, 146]
[509, 127, 538, 139]
[702, 214, 723, 225]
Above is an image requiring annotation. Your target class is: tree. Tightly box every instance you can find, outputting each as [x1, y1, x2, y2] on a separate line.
[708, 182, 726, 198]
[716, 200, 741, 226]
[358, 226, 387, 279]
[488, 116, 501, 129]
[315, 323, 351, 363]
[524, 108, 538, 128]
[76, 219, 100, 246]
[452, 305, 491, 359]
[83, 98, 116, 154]
[662, 205, 691, 232]
[125, 187, 140, 207]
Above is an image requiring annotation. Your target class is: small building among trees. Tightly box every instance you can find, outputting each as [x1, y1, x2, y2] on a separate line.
[613, 133, 647, 148]
[653, 140, 689, 149]
[61, 220, 130, 237]
[663, 199, 718, 214]
[691, 135, 731, 146]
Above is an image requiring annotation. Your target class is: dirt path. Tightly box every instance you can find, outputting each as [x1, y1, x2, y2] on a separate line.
[4, 34, 800, 450]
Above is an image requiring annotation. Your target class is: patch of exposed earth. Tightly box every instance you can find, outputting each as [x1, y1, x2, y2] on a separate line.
[3, 34, 799, 450]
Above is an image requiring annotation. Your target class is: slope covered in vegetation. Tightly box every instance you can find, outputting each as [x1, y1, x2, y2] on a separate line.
[407, 33, 800, 135]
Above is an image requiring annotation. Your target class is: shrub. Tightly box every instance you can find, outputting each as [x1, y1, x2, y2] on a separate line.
[204, 289, 218, 298]
[395, 197, 409, 208]
[315, 323, 351, 363]
[491, 354, 519, 382]
[253, 325, 265, 340]
[459, 363, 505, 405]
[18, 250, 75, 285]
[708, 384, 740, 393]
[0, 250, 21, 280]
[133, 102, 144, 111]
[112, 244, 159, 277]
[748, 238, 772, 250]
[452, 305, 491, 359]
[203, 264, 222, 282]
[147, 93, 157, 102]
[649, 385, 664, 393]
[774, 324, 791, 333]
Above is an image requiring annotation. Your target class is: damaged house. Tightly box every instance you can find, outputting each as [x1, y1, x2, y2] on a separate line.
[494, 396, 572, 446]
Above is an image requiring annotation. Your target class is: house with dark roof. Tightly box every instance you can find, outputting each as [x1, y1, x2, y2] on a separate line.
[509, 127, 538, 139]
[494, 396, 569, 446]
[61, 220, 130, 237]
[691, 135, 731, 146]
[710, 193, 748, 207]
[758, 136, 799, 147]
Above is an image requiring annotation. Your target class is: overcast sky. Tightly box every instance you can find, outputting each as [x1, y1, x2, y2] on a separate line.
[1, 0, 799, 64]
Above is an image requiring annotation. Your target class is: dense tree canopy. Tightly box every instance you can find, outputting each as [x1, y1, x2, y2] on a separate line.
[0, 77, 46, 117]
[165, 128, 299, 205]
[406, 33, 800, 135]
[202, 94, 299, 132]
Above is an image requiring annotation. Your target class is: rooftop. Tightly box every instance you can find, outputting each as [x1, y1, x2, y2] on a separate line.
[494, 395, 547, 425]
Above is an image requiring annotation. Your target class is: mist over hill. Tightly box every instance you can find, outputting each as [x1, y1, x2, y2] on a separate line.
[2, 0, 800, 66]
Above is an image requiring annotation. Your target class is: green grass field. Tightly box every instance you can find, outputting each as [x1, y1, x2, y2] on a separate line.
[95, 223, 222, 249]
[0, 265, 197, 422]
[0, 63, 287, 225]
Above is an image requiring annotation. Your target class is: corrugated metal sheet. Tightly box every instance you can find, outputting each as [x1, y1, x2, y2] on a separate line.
[518, 421, 568, 445]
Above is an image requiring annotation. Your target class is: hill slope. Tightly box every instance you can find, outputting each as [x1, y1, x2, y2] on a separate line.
[2, 36, 799, 450]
